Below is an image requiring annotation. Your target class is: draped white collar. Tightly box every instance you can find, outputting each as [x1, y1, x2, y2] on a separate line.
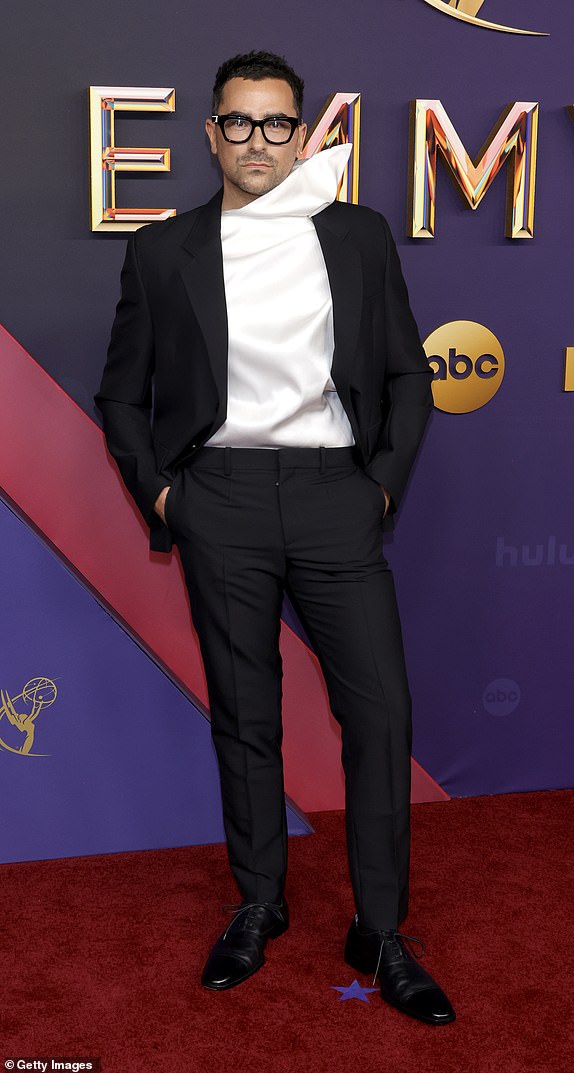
[222, 142, 353, 220]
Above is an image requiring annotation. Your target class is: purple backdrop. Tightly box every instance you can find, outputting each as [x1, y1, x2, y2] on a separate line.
[0, 0, 572, 862]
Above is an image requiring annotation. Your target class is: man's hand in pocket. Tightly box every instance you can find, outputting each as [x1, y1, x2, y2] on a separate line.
[154, 485, 171, 525]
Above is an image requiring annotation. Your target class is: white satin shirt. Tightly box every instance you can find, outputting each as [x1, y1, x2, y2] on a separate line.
[204, 143, 355, 449]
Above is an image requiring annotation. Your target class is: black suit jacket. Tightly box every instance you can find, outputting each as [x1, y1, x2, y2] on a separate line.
[94, 188, 433, 554]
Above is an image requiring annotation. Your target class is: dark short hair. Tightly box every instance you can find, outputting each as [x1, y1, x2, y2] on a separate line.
[212, 50, 304, 118]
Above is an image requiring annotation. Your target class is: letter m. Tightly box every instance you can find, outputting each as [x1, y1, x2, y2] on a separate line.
[407, 99, 539, 238]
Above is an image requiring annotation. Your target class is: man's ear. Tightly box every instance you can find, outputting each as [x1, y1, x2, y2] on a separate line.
[205, 118, 218, 156]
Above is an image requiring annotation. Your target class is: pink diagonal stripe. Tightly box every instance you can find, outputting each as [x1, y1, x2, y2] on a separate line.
[0, 323, 449, 807]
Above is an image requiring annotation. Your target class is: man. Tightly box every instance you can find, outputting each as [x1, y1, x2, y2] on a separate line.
[95, 50, 455, 1025]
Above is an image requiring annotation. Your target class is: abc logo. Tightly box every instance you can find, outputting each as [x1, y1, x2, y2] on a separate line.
[482, 678, 521, 717]
[423, 320, 505, 413]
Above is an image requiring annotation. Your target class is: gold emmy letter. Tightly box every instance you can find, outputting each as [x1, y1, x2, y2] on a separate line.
[89, 86, 176, 232]
[303, 93, 361, 204]
[407, 100, 539, 239]
[564, 348, 574, 392]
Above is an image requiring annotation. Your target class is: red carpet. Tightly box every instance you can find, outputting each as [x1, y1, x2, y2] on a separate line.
[2, 791, 572, 1073]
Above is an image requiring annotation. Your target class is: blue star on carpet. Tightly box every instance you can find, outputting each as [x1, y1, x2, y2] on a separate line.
[331, 979, 378, 1003]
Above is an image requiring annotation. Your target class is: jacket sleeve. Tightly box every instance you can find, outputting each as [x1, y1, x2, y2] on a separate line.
[363, 212, 434, 514]
[94, 232, 168, 527]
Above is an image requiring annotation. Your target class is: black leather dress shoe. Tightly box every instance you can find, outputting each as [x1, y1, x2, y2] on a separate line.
[201, 900, 289, 990]
[344, 915, 455, 1025]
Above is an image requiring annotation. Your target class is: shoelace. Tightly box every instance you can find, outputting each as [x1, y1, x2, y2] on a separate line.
[370, 930, 425, 987]
[221, 901, 285, 940]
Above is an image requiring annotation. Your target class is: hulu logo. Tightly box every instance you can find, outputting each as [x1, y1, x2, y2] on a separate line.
[496, 537, 574, 567]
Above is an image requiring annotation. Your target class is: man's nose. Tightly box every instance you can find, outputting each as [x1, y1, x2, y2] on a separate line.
[249, 125, 267, 150]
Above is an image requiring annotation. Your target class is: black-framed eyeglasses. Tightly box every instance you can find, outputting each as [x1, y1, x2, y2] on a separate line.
[211, 114, 301, 145]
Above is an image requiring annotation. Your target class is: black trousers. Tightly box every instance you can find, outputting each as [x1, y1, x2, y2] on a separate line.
[165, 445, 412, 930]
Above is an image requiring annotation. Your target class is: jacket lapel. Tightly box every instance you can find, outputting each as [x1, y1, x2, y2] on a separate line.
[179, 188, 228, 416]
[312, 203, 363, 391]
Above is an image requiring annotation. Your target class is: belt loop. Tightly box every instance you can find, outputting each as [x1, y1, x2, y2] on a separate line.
[319, 446, 326, 474]
[224, 446, 231, 476]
